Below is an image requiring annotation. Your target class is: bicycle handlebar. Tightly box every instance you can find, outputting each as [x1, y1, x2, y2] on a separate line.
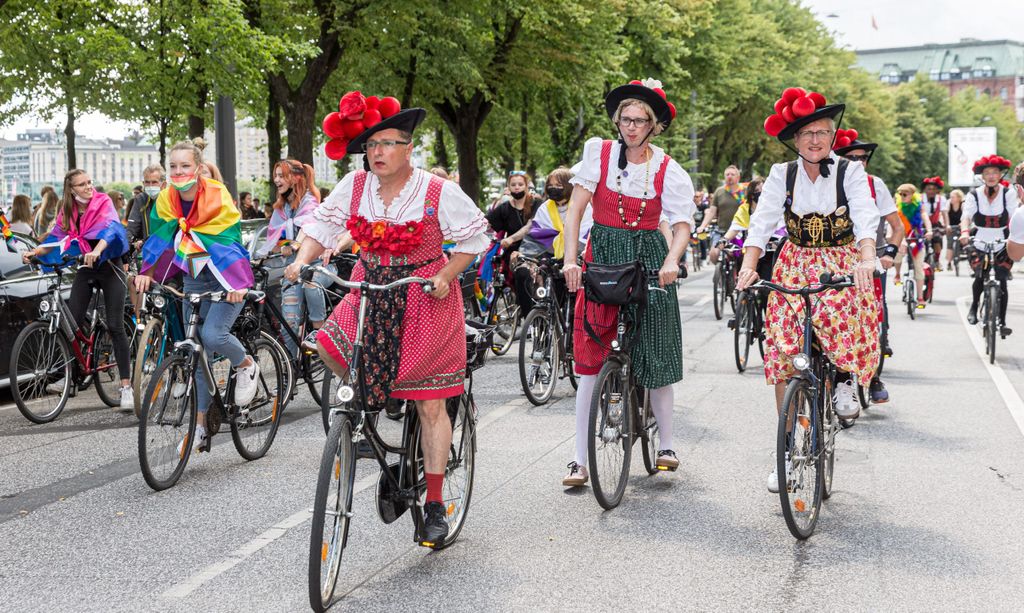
[299, 264, 434, 294]
[754, 272, 856, 296]
[147, 280, 266, 304]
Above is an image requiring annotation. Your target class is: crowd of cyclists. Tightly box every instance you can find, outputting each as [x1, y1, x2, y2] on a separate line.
[7, 78, 1024, 607]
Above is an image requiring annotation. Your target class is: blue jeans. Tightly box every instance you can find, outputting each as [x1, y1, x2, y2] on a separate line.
[280, 255, 333, 356]
[183, 270, 247, 413]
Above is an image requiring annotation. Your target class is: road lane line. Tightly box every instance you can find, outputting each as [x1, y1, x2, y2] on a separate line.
[956, 295, 1024, 437]
[692, 294, 712, 308]
[161, 395, 530, 601]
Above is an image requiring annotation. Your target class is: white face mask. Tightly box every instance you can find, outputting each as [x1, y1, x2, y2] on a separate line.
[144, 186, 161, 199]
[74, 194, 89, 205]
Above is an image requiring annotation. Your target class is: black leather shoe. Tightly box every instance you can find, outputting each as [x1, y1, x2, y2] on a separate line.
[421, 501, 448, 547]
[967, 305, 978, 325]
[1001, 324, 1013, 338]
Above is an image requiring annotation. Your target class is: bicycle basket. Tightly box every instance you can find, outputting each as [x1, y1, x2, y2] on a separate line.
[465, 319, 493, 371]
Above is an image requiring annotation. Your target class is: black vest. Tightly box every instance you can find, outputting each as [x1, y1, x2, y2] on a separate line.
[970, 187, 1009, 233]
[783, 159, 854, 248]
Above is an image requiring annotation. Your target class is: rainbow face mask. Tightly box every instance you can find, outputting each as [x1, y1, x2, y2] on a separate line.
[170, 173, 197, 192]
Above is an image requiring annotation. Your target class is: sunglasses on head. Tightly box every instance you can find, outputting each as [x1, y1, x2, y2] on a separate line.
[509, 170, 527, 177]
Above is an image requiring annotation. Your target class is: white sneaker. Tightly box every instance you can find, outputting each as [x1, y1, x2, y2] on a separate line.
[767, 457, 791, 493]
[119, 386, 134, 411]
[301, 329, 320, 352]
[834, 379, 859, 419]
[233, 358, 260, 406]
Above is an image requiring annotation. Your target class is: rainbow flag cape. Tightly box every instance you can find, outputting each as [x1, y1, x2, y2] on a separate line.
[38, 192, 127, 266]
[898, 194, 925, 255]
[258, 194, 318, 256]
[140, 179, 254, 290]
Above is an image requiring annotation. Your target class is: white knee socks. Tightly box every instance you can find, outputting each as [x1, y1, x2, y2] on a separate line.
[648, 384, 674, 451]
[574, 374, 597, 467]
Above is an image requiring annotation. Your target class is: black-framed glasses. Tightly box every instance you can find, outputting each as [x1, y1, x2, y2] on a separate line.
[618, 117, 651, 128]
[844, 154, 870, 162]
[796, 129, 834, 141]
[361, 139, 411, 152]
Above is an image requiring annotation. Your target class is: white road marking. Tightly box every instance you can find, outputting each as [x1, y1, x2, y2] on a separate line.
[956, 295, 1024, 437]
[692, 295, 712, 308]
[161, 395, 529, 601]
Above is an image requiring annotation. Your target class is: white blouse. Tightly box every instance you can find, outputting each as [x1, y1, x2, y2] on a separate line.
[870, 176, 897, 217]
[963, 185, 1020, 252]
[569, 137, 696, 227]
[306, 168, 490, 254]
[747, 152, 880, 251]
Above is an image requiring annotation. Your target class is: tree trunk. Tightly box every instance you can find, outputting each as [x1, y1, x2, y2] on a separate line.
[435, 93, 493, 205]
[188, 85, 208, 139]
[266, 81, 281, 203]
[284, 94, 316, 165]
[64, 97, 76, 170]
[157, 118, 169, 167]
[433, 127, 449, 171]
[519, 93, 529, 170]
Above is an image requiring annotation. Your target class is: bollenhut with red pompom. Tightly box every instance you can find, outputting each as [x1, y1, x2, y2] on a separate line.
[321, 91, 424, 160]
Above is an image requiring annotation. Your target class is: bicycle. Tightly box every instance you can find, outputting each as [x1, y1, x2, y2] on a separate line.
[132, 285, 187, 418]
[482, 247, 521, 356]
[950, 226, 964, 277]
[712, 241, 740, 320]
[972, 239, 1007, 364]
[517, 255, 578, 405]
[729, 238, 782, 372]
[586, 268, 679, 510]
[302, 264, 477, 611]
[756, 272, 856, 539]
[901, 237, 922, 320]
[688, 232, 706, 272]
[10, 255, 129, 424]
[137, 282, 286, 491]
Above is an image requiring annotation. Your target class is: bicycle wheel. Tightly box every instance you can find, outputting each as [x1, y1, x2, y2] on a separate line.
[986, 285, 999, 364]
[488, 288, 520, 356]
[638, 388, 660, 475]
[906, 280, 916, 320]
[308, 416, 356, 612]
[10, 321, 74, 424]
[260, 326, 295, 401]
[712, 264, 725, 320]
[822, 377, 838, 500]
[230, 336, 286, 460]
[727, 264, 737, 313]
[953, 243, 961, 276]
[319, 368, 345, 434]
[133, 317, 169, 418]
[518, 308, 558, 405]
[733, 293, 752, 372]
[588, 359, 633, 510]
[138, 355, 196, 491]
[302, 344, 326, 407]
[92, 324, 122, 408]
[777, 379, 823, 539]
[857, 377, 870, 411]
[409, 389, 477, 548]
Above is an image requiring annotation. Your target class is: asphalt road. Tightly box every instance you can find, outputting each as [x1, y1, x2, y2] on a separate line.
[3, 263, 1024, 612]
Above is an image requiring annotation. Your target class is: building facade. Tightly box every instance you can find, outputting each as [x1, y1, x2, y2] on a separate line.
[856, 39, 1024, 121]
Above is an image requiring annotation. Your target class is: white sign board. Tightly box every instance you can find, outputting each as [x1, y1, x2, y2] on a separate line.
[949, 127, 997, 186]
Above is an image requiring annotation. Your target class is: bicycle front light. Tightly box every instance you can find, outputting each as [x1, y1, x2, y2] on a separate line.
[337, 385, 355, 403]
[535, 286, 548, 299]
[151, 295, 167, 309]
[38, 298, 51, 314]
[792, 353, 811, 371]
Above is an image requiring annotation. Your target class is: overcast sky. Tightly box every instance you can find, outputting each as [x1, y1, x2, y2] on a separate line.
[4, 0, 1022, 141]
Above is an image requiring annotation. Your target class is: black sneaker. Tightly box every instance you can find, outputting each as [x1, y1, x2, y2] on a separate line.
[421, 501, 448, 547]
[1001, 324, 1013, 338]
[967, 305, 978, 325]
[869, 378, 889, 404]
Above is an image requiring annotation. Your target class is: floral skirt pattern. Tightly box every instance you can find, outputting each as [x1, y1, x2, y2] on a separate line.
[763, 241, 880, 384]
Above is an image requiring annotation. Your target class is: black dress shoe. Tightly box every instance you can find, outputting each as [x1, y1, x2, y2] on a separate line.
[421, 501, 449, 546]
[967, 305, 978, 325]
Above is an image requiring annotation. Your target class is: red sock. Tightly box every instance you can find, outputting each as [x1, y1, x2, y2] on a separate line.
[425, 472, 444, 504]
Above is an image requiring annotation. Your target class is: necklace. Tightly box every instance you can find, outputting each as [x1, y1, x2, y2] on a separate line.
[616, 146, 651, 228]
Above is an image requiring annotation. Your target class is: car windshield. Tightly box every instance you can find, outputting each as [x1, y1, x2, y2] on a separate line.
[0, 233, 38, 280]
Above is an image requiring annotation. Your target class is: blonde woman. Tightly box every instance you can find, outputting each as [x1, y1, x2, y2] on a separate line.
[945, 189, 964, 270]
[892, 184, 932, 307]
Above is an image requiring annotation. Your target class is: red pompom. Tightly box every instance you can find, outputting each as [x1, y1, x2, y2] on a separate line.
[782, 87, 805, 103]
[667, 101, 676, 118]
[322, 112, 344, 139]
[362, 109, 382, 128]
[835, 136, 851, 149]
[338, 90, 366, 119]
[325, 138, 348, 160]
[764, 114, 787, 137]
[341, 118, 364, 139]
[1001, 179, 1010, 187]
[781, 105, 795, 123]
[808, 92, 827, 108]
[791, 96, 816, 118]
[630, 79, 642, 85]
[377, 96, 401, 119]
[653, 87, 666, 99]
[847, 129, 859, 142]
[364, 96, 380, 111]
[773, 98, 786, 114]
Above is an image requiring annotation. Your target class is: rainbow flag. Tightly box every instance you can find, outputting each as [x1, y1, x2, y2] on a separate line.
[0, 213, 11, 240]
[38, 192, 127, 266]
[259, 194, 318, 256]
[140, 179, 254, 290]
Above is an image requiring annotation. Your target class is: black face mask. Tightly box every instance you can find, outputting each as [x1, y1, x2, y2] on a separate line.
[510, 190, 526, 200]
[546, 186, 565, 201]
[750, 191, 761, 203]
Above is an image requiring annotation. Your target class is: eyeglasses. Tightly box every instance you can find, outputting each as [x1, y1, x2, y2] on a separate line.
[844, 154, 870, 162]
[72, 179, 93, 188]
[618, 117, 651, 128]
[796, 129, 834, 141]
[361, 139, 411, 152]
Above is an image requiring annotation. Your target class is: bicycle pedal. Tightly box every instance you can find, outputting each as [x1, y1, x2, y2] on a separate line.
[418, 540, 440, 549]
[655, 464, 678, 472]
